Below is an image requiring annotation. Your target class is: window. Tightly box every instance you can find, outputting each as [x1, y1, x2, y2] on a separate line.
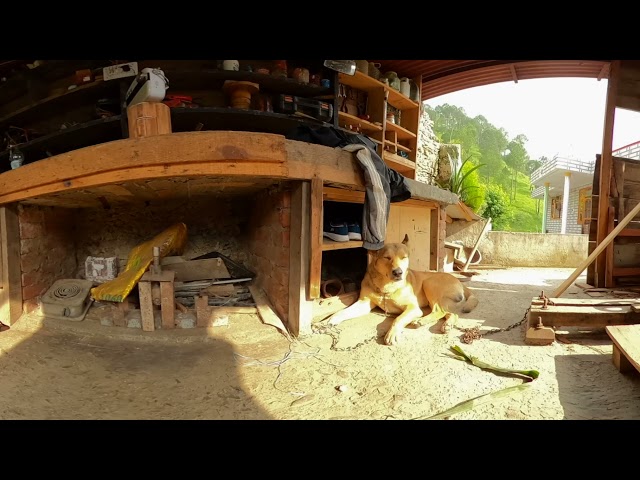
[578, 186, 592, 225]
[551, 195, 562, 220]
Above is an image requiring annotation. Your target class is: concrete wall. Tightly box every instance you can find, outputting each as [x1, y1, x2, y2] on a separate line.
[446, 219, 588, 267]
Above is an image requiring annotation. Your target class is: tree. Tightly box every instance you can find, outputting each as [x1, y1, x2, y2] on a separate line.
[481, 184, 511, 230]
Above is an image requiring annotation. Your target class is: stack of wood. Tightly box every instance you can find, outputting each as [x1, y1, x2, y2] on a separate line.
[162, 255, 256, 309]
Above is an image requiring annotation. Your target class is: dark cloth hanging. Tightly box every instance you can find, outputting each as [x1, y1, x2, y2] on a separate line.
[286, 125, 411, 250]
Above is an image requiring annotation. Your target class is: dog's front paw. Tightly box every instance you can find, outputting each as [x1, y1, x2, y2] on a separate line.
[384, 327, 402, 346]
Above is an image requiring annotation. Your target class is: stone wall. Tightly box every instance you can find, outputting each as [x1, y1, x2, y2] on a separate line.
[415, 106, 441, 185]
[18, 204, 77, 313]
[244, 186, 291, 323]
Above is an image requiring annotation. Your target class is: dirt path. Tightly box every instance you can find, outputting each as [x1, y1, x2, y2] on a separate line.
[1, 267, 640, 420]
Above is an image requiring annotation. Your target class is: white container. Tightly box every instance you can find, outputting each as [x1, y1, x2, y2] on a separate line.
[125, 68, 169, 107]
[400, 77, 411, 97]
[222, 60, 239, 71]
[85, 256, 119, 283]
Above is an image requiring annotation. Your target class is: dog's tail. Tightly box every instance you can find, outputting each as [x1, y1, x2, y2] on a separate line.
[462, 285, 479, 313]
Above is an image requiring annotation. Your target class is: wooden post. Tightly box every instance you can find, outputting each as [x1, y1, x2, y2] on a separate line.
[0, 204, 22, 325]
[127, 102, 172, 139]
[138, 270, 175, 331]
[462, 217, 492, 272]
[605, 206, 615, 288]
[309, 178, 323, 299]
[288, 181, 313, 337]
[553, 196, 640, 298]
[595, 60, 620, 287]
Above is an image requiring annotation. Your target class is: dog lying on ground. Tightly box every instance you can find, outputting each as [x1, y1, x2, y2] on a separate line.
[326, 234, 479, 345]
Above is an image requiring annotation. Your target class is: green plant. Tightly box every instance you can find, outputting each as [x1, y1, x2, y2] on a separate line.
[437, 153, 486, 206]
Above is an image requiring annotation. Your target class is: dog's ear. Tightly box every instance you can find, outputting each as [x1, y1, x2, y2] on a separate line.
[402, 234, 409, 245]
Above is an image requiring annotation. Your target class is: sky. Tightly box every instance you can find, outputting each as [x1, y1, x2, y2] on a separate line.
[424, 77, 640, 162]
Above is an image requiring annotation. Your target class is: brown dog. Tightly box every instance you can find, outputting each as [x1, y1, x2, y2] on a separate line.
[326, 234, 479, 345]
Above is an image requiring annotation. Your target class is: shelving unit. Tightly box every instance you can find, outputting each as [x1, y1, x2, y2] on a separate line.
[322, 239, 364, 251]
[338, 67, 422, 179]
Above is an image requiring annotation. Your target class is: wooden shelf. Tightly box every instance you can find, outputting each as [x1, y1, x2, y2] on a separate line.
[383, 151, 416, 174]
[386, 121, 416, 140]
[164, 69, 333, 98]
[0, 79, 120, 128]
[338, 111, 382, 133]
[386, 86, 420, 110]
[338, 71, 386, 93]
[171, 107, 334, 136]
[0, 115, 123, 172]
[384, 141, 412, 153]
[322, 238, 364, 251]
[337, 71, 420, 110]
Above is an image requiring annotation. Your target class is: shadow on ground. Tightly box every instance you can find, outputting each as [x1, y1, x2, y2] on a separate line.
[0, 321, 273, 420]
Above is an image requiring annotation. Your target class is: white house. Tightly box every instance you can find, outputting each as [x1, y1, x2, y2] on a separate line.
[530, 156, 595, 234]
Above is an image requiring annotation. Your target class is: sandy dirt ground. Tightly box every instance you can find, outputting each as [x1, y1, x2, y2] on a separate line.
[1, 267, 640, 420]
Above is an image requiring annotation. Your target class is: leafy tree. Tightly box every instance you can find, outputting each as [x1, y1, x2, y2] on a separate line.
[481, 184, 511, 230]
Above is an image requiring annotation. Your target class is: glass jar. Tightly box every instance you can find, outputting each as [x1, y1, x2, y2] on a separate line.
[409, 79, 420, 102]
[384, 71, 400, 91]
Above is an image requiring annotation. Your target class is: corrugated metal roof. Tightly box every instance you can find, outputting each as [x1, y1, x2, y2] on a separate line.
[371, 60, 611, 101]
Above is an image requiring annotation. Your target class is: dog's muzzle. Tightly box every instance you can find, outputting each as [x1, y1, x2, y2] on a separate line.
[391, 268, 403, 280]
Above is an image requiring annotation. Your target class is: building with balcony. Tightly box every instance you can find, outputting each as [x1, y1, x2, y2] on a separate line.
[530, 156, 595, 234]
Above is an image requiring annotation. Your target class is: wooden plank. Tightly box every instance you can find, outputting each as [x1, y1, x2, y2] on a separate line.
[531, 304, 640, 328]
[606, 206, 615, 288]
[312, 291, 360, 320]
[322, 239, 364, 251]
[0, 131, 288, 205]
[553, 196, 640, 298]
[614, 159, 626, 219]
[463, 217, 492, 272]
[309, 178, 323, 299]
[160, 281, 175, 329]
[619, 228, 640, 237]
[163, 259, 230, 282]
[248, 284, 291, 339]
[0, 205, 22, 325]
[596, 60, 620, 287]
[138, 281, 154, 332]
[288, 181, 313, 337]
[211, 306, 257, 314]
[531, 297, 640, 307]
[606, 325, 640, 374]
[195, 295, 209, 327]
[436, 208, 447, 271]
[612, 267, 640, 277]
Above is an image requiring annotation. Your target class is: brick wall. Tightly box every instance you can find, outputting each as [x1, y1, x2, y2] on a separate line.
[18, 204, 77, 313]
[245, 186, 290, 323]
[545, 182, 590, 234]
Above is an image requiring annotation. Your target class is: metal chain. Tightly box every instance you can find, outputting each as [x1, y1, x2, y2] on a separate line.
[456, 290, 553, 344]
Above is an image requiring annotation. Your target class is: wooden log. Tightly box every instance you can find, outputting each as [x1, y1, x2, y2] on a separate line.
[127, 101, 172, 138]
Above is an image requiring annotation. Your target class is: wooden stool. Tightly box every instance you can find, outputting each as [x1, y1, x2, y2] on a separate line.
[138, 269, 176, 332]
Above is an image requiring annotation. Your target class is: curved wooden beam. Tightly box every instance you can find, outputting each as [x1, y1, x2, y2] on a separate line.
[0, 131, 288, 204]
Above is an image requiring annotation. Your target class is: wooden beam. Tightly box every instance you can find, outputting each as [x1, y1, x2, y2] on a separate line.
[309, 178, 323, 299]
[462, 217, 492, 272]
[509, 64, 518, 83]
[605, 206, 615, 288]
[0, 204, 22, 325]
[596, 60, 620, 287]
[288, 181, 313, 337]
[612, 267, 640, 277]
[430, 207, 442, 271]
[597, 63, 610, 81]
[0, 131, 288, 205]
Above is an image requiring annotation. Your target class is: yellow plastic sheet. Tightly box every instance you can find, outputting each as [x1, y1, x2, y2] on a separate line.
[91, 222, 188, 303]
